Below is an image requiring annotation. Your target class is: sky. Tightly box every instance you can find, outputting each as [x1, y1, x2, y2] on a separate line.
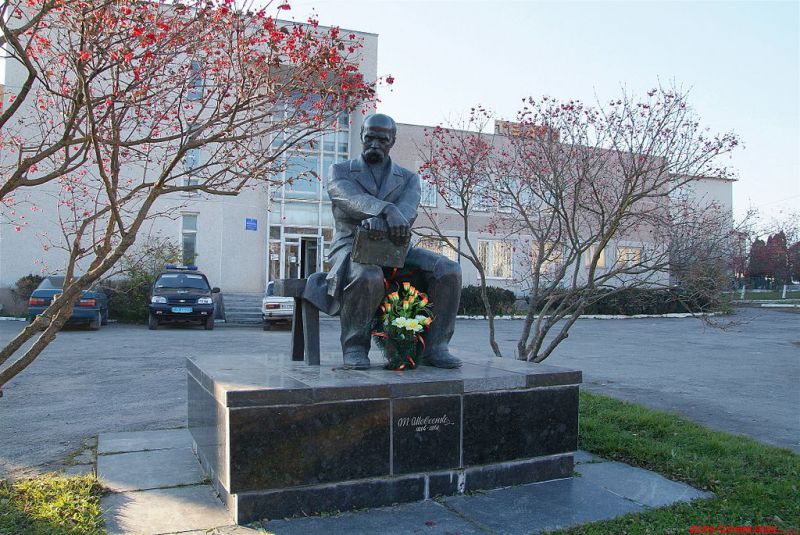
[285, 0, 799, 222]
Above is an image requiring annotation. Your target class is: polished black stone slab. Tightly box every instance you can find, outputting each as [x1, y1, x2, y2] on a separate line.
[229, 399, 390, 492]
[187, 353, 582, 406]
[187, 353, 581, 524]
[235, 454, 571, 523]
[392, 395, 461, 475]
[187, 376, 228, 488]
[463, 386, 579, 466]
[237, 474, 425, 523]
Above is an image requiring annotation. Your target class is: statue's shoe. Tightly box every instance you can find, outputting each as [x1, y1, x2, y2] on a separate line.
[342, 351, 371, 370]
[423, 350, 462, 369]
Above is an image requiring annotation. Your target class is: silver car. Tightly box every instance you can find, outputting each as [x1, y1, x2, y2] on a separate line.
[262, 281, 294, 330]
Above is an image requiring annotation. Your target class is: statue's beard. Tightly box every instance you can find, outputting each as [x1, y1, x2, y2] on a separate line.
[363, 148, 385, 164]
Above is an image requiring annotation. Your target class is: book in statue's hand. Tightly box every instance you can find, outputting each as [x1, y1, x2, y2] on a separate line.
[351, 226, 409, 268]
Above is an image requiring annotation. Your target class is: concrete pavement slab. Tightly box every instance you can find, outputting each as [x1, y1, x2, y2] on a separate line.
[165, 527, 261, 535]
[574, 450, 605, 464]
[94, 426, 717, 535]
[101, 484, 232, 535]
[443, 477, 645, 535]
[575, 460, 713, 508]
[97, 447, 205, 492]
[257, 500, 488, 535]
[98, 428, 193, 454]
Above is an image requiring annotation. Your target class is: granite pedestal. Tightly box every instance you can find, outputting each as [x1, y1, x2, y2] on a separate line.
[187, 354, 581, 524]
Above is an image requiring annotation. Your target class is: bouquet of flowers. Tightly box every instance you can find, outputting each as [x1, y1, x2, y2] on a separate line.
[372, 282, 433, 370]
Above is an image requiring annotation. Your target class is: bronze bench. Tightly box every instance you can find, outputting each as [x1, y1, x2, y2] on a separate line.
[273, 277, 323, 366]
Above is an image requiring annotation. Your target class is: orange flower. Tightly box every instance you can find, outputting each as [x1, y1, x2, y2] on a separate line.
[384, 302, 392, 313]
[388, 291, 399, 301]
[420, 296, 428, 306]
[402, 282, 411, 291]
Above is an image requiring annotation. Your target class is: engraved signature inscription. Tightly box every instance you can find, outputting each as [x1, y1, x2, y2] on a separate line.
[397, 414, 455, 432]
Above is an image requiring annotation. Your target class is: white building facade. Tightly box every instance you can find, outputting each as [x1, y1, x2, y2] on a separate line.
[0, 20, 733, 308]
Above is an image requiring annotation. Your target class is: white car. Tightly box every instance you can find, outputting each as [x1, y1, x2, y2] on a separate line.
[262, 281, 294, 330]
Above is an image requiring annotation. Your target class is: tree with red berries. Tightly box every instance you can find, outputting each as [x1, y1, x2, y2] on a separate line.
[416, 108, 506, 358]
[418, 87, 740, 362]
[0, 0, 381, 393]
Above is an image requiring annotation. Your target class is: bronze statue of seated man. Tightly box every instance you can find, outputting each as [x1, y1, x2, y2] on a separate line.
[303, 113, 462, 370]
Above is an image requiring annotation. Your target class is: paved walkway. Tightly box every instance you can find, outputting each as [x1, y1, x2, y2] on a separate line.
[97, 429, 710, 535]
[1, 308, 797, 482]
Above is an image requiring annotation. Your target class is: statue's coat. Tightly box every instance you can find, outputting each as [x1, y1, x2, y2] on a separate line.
[304, 155, 422, 314]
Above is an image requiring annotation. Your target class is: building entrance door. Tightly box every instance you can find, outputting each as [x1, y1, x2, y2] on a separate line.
[283, 241, 300, 279]
[282, 235, 320, 279]
[301, 237, 318, 278]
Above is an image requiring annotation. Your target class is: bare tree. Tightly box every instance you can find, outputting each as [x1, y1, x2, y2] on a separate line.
[0, 0, 380, 393]
[415, 108, 505, 358]
[498, 89, 739, 361]
[418, 88, 740, 363]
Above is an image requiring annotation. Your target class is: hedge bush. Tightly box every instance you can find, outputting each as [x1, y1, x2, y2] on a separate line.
[527, 287, 718, 316]
[106, 236, 181, 323]
[105, 278, 152, 323]
[458, 285, 516, 316]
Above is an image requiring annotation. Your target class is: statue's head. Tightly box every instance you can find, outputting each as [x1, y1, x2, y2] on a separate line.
[360, 114, 396, 164]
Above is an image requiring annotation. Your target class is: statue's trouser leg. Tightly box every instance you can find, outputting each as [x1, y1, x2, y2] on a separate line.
[340, 263, 385, 355]
[421, 256, 462, 355]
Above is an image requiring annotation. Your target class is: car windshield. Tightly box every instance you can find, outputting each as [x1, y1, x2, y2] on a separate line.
[155, 273, 209, 290]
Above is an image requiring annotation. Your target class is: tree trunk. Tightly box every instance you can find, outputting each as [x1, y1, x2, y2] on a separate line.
[477, 267, 502, 358]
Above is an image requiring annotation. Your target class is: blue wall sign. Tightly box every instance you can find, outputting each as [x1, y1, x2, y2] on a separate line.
[245, 218, 257, 231]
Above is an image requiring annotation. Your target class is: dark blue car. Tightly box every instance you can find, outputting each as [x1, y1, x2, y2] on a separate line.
[148, 266, 219, 330]
[27, 276, 109, 330]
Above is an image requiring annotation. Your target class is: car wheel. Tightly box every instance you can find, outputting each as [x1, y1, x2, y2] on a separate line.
[101, 309, 109, 325]
[263, 321, 272, 331]
[89, 311, 101, 331]
[148, 314, 159, 330]
[204, 316, 214, 330]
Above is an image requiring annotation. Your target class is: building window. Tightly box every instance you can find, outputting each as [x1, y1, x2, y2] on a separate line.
[184, 148, 200, 173]
[187, 60, 204, 101]
[416, 236, 459, 262]
[286, 153, 320, 195]
[181, 214, 198, 265]
[478, 240, 513, 279]
[420, 179, 437, 207]
[497, 196, 513, 213]
[472, 184, 493, 212]
[616, 246, 642, 268]
[416, 160, 437, 208]
[534, 242, 563, 272]
[283, 112, 348, 201]
[584, 244, 606, 268]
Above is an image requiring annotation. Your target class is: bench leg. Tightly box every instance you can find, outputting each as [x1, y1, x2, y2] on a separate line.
[302, 302, 320, 366]
[290, 297, 304, 361]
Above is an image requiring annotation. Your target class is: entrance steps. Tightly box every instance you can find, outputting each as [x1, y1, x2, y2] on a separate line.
[222, 293, 262, 324]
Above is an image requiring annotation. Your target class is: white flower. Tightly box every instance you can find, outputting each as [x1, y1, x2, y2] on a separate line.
[404, 318, 423, 333]
[392, 317, 408, 328]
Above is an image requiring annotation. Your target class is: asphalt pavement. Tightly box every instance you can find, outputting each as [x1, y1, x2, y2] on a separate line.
[0, 307, 797, 480]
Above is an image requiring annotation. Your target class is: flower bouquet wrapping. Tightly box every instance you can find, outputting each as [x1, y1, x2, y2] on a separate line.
[371, 282, 432, 370]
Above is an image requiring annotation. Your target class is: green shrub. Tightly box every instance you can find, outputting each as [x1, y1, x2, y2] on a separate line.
[13, 274, 44, 302]
[527, 287, 719, 316]
[458, 285, 516, 316]
[105, 278, 152, 323]
[105, 236, 180, 323]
